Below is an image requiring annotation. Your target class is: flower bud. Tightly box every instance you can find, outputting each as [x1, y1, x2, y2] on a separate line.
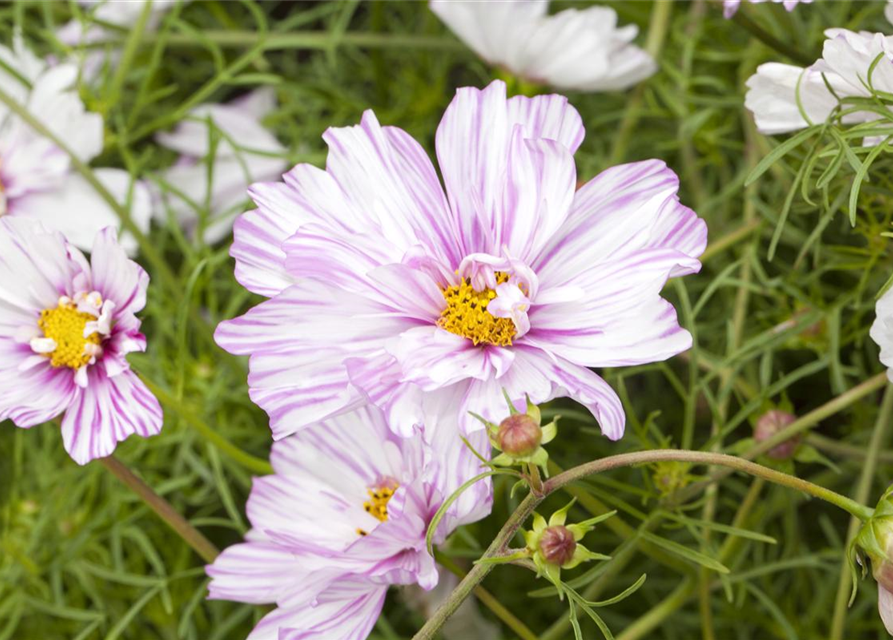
[497, 413, 542, 457]
[754, 409, 800, 459]
[538, 525, 577, 566]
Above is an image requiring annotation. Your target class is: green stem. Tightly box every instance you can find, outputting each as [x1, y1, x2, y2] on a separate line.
[699, 219, 762, 264]
[88, 31, 464, 51]
[435, 554, 539, 640]
[99, 455, 219, 563]
[139, 376, 273, 476]
[830, 383, 893, 639]
[414, 450, 872, 639]
[0, 84, 178, 292]
[729, 7, 814, 66]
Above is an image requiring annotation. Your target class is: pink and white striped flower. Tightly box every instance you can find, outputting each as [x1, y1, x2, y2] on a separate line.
[0, 35, 151, 254]
[745, 29, 893, 140]
[0, 218, 162, 464]
[430, 0, 655, 92]
[206, 405, 491, 640]
[216, 80, 706, 441]
[724, 0, 812, 19]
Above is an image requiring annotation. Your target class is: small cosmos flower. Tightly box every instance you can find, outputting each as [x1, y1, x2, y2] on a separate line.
[723, 0, 812, 19]
[871, 286, 893, 382]
[206, 405, 491, 640]
[745, 28, 893, 141]
[152, 88, 288, 244]
[217, 80, 706, 443]
[0, 218, 162, 465]
[430, 0, 656, 92]
[0, 35, 151, 254]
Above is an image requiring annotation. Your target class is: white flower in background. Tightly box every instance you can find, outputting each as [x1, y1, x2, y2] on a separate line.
[723, 0, 812, 19]
[153, 88, 288, 244]
[745, 29, 893, 141]
[430, 0, 656, 92]
[871, 286, 893, 382]
[0, 36, 151, 254]
[58, 0, 184, 80]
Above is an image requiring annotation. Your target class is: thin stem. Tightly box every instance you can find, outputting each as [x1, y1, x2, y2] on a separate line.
[699, 219, 762, 264]
[435, 554, 539, 640]
[830, 384, 893, 639]
[414, 450, 873, 639]
[139, 376, 273, 476]
[0, 84, 178, 292]
[729, 7, 814, 66]
[99, 455, 219, 563]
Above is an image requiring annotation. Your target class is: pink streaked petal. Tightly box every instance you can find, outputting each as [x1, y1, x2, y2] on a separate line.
[505, 92, 585, 154]
[534, 159, 706, 287]
[258, 581, 387, 640]
[497, 132, 576, 260]
[231, 206, 300, 298]
[345, 353, 425, 438]
[60, 369, 162, 465]
[395, 326, 509, 391]
[0, 217, 82, 316]
[0, 355, 76, 427]
[367, 264, 446, 322]
[89, 226, 149, 318]
[206, 541, 306, 605]
[323, 110, 459, 266]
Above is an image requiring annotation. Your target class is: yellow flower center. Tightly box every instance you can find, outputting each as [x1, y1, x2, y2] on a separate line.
[437, 272, 515, 347]
[356, 482, 399, 537]
[38, 301, 102, 369]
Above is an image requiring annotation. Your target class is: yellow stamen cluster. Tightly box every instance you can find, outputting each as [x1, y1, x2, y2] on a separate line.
[357, 483, 399, 536]
[38, 302, 101, 369]
[438, 272, 515, 346]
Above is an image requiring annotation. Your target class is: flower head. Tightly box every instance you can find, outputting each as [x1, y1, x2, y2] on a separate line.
[206, 406, 492, 639]
[0, 35, 151, 254]
[430, 0, 655, 92]
[153, 88, 288, 244]
[216, 80, 706, 444]
[853, 486, 893, 634]
[745, 28, 893, 141]
[0, 218, 162, 464]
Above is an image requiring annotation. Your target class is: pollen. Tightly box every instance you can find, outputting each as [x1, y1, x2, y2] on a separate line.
[437, 272, 515, 346]
[38, 301, 102, 369]
[363, 483, 398, 523]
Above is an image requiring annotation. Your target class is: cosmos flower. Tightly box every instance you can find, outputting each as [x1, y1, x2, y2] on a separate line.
[723, 0, 812, 19]
[152, 88, 288, 244]
[745, 29, 893, 140]
[429, 0, 655, 92]
[206, 405, 491, 640]
[871, 286, 893, 382]
[58, 0, 185, 81]
[0, 35, 151, 254]
[216, 80, 706, 442]
[0, 218, 162, 465]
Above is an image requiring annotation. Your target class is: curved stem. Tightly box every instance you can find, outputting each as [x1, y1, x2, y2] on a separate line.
[414, 449, 873, 639]
[100, 455, 219, 563]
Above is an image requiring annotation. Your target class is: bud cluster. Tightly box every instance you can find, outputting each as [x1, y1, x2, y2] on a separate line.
[471, 392, 558, 474]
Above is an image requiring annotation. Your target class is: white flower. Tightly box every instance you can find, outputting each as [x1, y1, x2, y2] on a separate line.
[152, 88, 288, 244]
[0, 35, 151, 254]
[745, 29, 893, 142]
[430, 0, 655, 92]
[871, 286, 893, 383]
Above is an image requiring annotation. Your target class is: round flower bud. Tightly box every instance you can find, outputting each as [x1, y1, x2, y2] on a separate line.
[538, 525, 576, 566]
[497, 414, 542, 457]
[754, 409, 800, 459]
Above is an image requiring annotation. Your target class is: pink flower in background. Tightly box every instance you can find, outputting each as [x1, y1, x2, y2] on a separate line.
[0, 218, 162, 464]
[216, 80, 706, 441]
[206, 405, 491, 640]
[430, 0, 655, 92]
[0, 36, 151, 254]
[724, 0, 811, 19]
[745, 29, 893, 140]
[153, 88, 288, 244]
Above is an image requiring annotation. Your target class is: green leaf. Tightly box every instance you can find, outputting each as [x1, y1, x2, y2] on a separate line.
[640, 531, 730, 574]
